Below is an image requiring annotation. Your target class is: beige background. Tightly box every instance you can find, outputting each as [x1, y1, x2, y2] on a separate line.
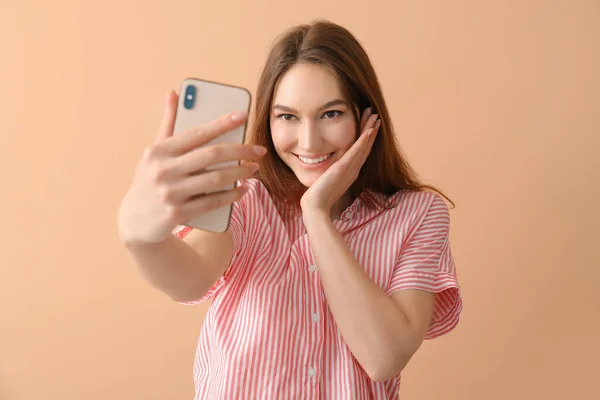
[1, 0, 599, 399]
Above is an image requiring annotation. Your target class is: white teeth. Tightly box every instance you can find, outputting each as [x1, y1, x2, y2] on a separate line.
[298, 154, 331, 164]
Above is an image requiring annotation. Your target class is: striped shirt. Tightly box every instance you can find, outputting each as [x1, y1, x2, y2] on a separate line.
[175, 178, 462, 399]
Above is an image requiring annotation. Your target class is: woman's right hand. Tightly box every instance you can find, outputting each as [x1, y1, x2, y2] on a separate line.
[117, 90, 266, 245]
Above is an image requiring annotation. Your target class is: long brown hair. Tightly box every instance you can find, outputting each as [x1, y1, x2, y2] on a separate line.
[248, 20, 453, 209]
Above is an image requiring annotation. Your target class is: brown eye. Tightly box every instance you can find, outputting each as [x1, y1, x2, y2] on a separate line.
[278, 114, 295, 121]
[322, 110, 342, 119]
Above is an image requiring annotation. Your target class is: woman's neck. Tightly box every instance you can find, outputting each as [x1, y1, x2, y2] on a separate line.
[330, 192, 354, 221]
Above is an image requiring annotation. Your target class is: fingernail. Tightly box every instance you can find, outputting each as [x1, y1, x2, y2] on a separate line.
[253, 146, 267, 156]
[231, 111, 248, 122]
[370, 121, 381, 136]
[250, 163, 260, 172]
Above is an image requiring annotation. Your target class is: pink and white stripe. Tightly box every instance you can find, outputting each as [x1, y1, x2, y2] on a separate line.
[175, 178, 462, 399]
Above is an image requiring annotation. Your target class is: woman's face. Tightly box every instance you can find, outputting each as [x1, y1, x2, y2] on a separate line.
[270, 62, 357, 188]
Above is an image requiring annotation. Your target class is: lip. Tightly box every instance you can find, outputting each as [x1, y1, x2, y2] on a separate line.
[293, 152, 333, 159]
[293, 152, 335, 169]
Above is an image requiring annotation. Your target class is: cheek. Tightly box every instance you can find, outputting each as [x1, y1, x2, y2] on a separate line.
[325, 118, 356, 150]
[270, 122, 296, 151]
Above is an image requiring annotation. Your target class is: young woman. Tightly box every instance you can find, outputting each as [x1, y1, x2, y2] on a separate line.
[118, 20, 462, 400]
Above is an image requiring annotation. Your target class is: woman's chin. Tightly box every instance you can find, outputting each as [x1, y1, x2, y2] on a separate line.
[293, 172, 322, 188]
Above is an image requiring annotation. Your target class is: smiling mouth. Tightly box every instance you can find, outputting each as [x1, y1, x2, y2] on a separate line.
[294, 153, 334, 165]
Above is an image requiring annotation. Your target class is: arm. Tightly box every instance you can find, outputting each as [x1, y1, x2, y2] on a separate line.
[121, 228, 233, 302]
[303, 210, 435, 382]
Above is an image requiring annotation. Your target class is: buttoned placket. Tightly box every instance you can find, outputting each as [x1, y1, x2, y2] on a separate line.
[302, 237, 324, 397]
[299, 204, 370, 396]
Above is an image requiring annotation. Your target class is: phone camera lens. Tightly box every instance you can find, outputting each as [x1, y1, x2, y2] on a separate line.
[183, 85, 196, 109]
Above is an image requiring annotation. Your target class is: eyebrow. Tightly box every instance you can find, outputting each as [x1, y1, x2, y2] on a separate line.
[272, 99, 349, 113]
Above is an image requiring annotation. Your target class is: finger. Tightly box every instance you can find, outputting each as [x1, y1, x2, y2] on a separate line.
[362, 113, 378, 134]
[359, 107, 369, 131]
[179, 185, 247, 221]
[175, 143, 267, 175]
[346, 119, 378, 165]
[359, 107, 373, 132]
[355, 113, 378, 144]
[336, 118, 379, 180]
[162, 111, 249, 156]
[361, 119, 381, 162]
[340, 129, 372, 168]
[368, 119, 381, 137]
[155, 90, 179, 143]
[172, 163, 259, 201]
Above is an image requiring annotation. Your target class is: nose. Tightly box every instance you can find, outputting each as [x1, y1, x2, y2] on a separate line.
[297, 120, 323, 151]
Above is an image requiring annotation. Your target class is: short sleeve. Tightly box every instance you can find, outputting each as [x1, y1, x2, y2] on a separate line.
[386, 193, 463, 339]
[172, 180, 251, 305]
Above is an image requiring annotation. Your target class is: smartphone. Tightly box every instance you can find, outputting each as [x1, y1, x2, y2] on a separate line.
[172, 77, 251, 233]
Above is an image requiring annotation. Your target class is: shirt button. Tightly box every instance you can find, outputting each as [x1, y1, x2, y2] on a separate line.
[308, 264, 317, 272]
[312, 313, 320, 322]
[308, 367, 316, 377]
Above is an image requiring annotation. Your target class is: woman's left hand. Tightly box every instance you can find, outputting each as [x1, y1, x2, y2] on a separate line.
[300, 107, 381, 216]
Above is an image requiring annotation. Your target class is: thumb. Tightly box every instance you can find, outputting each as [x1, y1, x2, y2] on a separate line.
[155, 90, 179, 142]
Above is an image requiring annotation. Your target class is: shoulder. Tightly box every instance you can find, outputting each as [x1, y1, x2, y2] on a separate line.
[384, 190, 450, 228]
[237, 178, 271, 204]
[233, 178, 280, 221]
[388, 189, 447, 212]
[239, 177, 267, 194]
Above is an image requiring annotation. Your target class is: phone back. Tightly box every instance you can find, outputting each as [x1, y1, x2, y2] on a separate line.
[172, 78, 251, 232]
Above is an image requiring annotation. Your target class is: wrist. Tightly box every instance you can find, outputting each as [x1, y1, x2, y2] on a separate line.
[301, 207, 332, 225]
